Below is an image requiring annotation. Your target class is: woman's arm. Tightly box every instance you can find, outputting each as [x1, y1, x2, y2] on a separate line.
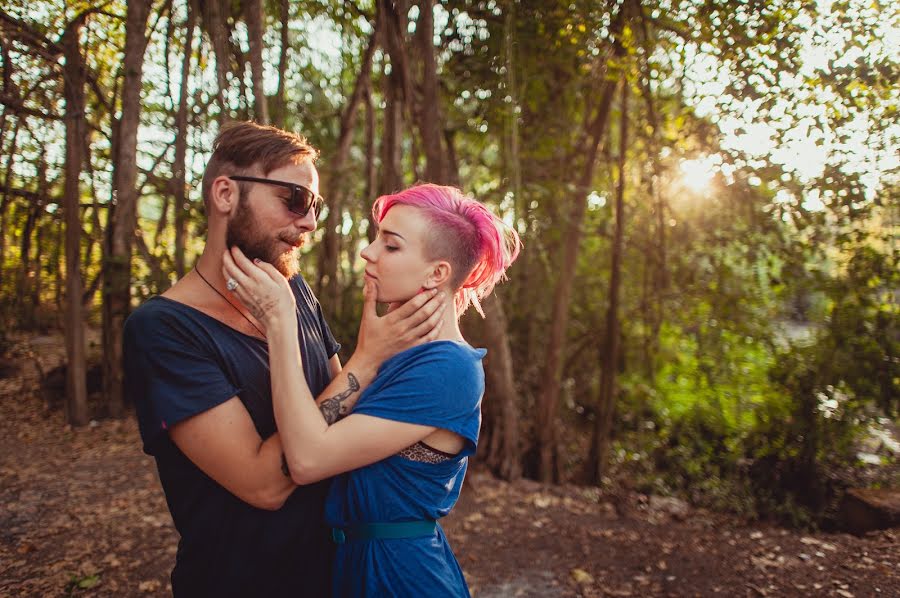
[267, 320, 438, 484]
[222, 247, 448, 483]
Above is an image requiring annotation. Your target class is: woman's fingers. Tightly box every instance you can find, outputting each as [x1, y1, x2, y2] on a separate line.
[408, 301, 447, 343]
[390, 289, 444, 329]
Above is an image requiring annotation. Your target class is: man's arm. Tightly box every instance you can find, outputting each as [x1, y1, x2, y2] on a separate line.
[169, 398, 295, 510]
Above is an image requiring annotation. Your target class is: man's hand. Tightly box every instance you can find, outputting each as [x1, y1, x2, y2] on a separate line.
[355, 280, 447, 366]
[222, 247, 296, 330]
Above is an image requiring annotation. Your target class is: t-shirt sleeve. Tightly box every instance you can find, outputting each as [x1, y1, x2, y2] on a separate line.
[315, 299, 341, 359]
[352, 345, 483, 454]
[124, 307, 240, 453]
[291, 275, 341, 359]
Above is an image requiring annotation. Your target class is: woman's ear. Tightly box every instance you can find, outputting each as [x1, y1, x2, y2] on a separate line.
[423, 261, 452, 290]
[209, 176, 239, 215]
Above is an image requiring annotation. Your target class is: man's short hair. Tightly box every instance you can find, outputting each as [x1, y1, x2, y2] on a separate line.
[201, 121, 319, 209]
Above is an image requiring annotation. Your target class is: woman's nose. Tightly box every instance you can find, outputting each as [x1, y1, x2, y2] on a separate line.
[360, 244, 374, 262]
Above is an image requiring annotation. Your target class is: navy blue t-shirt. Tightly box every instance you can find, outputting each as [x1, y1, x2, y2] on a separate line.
[123, 274, 340, 598]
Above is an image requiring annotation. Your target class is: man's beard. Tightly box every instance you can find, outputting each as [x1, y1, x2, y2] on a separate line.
[225, 198, 303, 279]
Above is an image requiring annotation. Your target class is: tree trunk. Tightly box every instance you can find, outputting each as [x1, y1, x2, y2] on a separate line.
[62, 17, 89, 426]
[317, 17, 380, 318]
[363, 79, 377, 243]
[534, 74, 621, 483]
[478, 292, 522, 480]
[242, 0, 268, 124]
[18, 150, 46, 326]
[378, 0, 408, 197]
[415, 0, 446, 183]
[173, 0, 196, 279]
[0, 121, 21, 296]
[103, 0, 151, 418]
[586, 83, 629, 483]
[272, 0, 290, 127]
[202, 0, 231, 119]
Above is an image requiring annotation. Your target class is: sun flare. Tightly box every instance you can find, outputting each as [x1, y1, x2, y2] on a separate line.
[679, 156, 719, 192]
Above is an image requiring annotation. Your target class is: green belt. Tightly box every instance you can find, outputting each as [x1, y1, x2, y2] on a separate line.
[331, 520, 438, 544]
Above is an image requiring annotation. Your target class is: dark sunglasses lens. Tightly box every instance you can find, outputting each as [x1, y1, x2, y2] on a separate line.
[288, 187, 314, 216]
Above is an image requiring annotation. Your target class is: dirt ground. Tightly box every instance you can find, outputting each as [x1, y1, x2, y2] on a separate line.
[1, 332, 897, 597]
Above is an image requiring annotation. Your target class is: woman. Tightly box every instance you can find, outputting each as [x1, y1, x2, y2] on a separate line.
[223, 183, 520, 596]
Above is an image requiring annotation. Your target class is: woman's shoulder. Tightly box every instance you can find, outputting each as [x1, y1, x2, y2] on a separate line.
[381, 341, 485, 383]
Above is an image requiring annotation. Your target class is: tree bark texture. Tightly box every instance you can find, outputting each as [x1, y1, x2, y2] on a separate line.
[61, 17, 89, 426]
[103, 0, 151, 418]
[242, 0, 268, 124]
[477, 292, 522, 480]
[201, 0, 231, 119]
[415, 0, 446, 183]
[378, 0, 408, 197]
[272, 0, 290, 127]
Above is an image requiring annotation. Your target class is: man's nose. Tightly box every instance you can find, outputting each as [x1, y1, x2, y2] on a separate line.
[293, 210, 317, 232]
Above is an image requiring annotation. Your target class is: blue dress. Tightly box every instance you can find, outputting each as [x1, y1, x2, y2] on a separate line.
[325, 340, 486, 597]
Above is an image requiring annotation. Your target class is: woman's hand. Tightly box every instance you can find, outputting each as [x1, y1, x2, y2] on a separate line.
[354, 279, 448, 367]
[222, 247, 296, 331]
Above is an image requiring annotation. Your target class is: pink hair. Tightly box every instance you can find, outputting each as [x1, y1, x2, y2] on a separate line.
[372, 184, 521, 316]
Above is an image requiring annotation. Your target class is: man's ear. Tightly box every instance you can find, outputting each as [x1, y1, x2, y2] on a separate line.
[209, 176, 239, 215]
[424, 261, 452, 289]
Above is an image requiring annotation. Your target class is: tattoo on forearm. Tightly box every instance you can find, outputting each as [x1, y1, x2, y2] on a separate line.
[319, 373, 361, 424]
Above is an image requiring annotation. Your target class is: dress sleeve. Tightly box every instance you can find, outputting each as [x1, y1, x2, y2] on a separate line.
[351, 344, 484, 455]
[124, 307, 240, 453]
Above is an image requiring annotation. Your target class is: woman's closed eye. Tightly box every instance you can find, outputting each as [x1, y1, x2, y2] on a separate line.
[385, 245, 399, 252]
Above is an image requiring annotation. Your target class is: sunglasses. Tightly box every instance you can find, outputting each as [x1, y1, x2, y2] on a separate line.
[228, 175, 325, 219]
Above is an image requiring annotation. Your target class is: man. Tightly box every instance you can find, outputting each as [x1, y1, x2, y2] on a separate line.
[123, 121, 444, 597]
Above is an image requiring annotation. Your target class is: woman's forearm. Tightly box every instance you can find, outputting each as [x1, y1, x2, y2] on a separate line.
[267, 319, 330, 476]
[267, 319, 384, 482]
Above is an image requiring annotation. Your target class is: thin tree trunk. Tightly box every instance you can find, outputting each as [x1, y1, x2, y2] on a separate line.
[243, 0, 268, 124]
[62, 16, 89, 426]
[479, 292, 522, 480]
[317, 17, 380, 316]
[379, 53, 403, 197]
[415, 0, 445, 182]
[174, 0, 196, 279]
[363, 79, 377, 243]
[0, 120, 21, 295]
[586, 83, 629, 483]
[103, 0, 151, 418]
[18, 149, 46, 326]
[202, 0, 231, 119]
[535, 75, 621, 483]
[272, 0, 289, 127]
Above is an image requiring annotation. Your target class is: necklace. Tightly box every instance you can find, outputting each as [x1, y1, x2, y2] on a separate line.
[195, 267, 266, 338]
